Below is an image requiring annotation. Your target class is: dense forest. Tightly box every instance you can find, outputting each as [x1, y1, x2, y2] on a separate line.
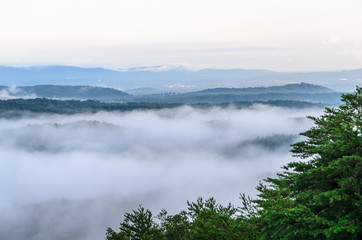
[0, 98, 324, 118]
[105, 87, 361, 240]
[0, 83, 342, 104]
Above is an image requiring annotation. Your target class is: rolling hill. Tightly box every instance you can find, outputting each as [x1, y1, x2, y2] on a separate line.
[1, 65, 360, 92]
[0, 82, 342, 105]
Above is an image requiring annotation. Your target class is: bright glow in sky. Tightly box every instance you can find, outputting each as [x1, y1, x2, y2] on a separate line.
[0, 0, 361, 71]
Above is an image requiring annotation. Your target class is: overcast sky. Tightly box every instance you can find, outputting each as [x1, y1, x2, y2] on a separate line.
[0, 0, 361, 71]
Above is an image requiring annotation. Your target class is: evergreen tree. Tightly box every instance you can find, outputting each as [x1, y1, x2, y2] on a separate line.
[106, 205, 162, 240]
[256, 87, 361, 239]
[187, 197, 241, 240]
[156, 209, 191, 240]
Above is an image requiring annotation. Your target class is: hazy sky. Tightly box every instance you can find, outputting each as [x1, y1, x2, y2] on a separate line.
[0, 0, 361, 71]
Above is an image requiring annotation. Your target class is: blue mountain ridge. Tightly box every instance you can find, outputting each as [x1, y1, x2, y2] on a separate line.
[0, 65, 360, 92]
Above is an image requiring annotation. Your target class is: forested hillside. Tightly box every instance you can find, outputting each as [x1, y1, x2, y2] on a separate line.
[0, 82, 342, 105]
[0, 98, 324, 118]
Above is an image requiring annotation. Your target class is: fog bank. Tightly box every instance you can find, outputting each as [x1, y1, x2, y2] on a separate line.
[0, 105, 322, 240]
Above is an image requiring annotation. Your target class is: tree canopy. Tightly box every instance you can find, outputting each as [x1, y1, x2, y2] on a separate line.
[256, 86, 361, 239]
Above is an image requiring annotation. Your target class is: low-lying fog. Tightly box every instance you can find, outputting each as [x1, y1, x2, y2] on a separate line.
[0, 105, 322, 240]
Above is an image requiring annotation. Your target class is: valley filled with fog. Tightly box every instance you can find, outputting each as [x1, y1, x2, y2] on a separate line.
[0, 105, 323, 240]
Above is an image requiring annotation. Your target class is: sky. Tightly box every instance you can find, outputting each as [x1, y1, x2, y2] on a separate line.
[0, 0, 362, 71]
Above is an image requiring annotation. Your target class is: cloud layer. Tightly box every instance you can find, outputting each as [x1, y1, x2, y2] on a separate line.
[0, 105, 322, 239]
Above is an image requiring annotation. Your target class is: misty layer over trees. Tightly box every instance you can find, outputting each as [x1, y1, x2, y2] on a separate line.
[0, 105, 321, 240]
[106, 87, 361, 240]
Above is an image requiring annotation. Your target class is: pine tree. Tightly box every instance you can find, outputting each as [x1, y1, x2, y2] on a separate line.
[106, 205, 163, 240]
[256, 87, 361, 239]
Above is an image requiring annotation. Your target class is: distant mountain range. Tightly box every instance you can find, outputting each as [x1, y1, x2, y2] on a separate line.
[0, 83, 342, 105]
[0, 65, 360, 92]
[195, 82, 335, 95]
[0, 85, 130, 100]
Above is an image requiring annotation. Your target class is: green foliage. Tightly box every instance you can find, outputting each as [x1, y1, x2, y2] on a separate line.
[157, 210, 191, 240]
[106, 197, 259, 240]
[256, 87, 361, 239]
[187, 197, 240, 240]
[106, 205, 162, 240]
